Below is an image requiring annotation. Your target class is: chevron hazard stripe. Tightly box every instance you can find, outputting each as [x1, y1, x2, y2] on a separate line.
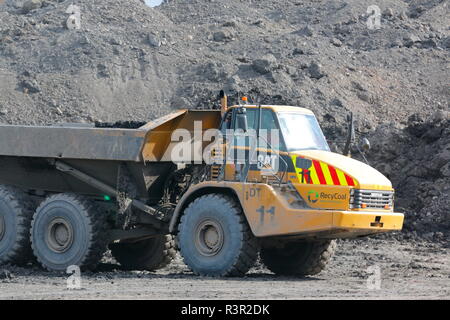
[292, 156, 356, 186]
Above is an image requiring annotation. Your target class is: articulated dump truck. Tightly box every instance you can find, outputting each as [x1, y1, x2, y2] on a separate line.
[0, 97, 404, 277]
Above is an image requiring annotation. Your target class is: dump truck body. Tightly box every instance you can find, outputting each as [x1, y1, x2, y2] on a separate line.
[0, 104, 404, 276]
[0, 110, 221, 200]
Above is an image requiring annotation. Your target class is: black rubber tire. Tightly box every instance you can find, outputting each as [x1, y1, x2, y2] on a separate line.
[31, 193, 108, 272]
[178, 194, 259, 277]
[109, 234, 176, 271]
[0, 185, 34, 265]
[261, 240, 337, 276]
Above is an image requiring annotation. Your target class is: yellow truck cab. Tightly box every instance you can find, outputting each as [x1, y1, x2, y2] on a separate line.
[173, 104, 404, 242]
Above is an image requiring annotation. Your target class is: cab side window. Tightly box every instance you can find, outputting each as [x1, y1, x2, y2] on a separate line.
[245, 109, 257, 130]
[261, 109, 278, 131]
[259, 109, 284, 151]
[220, 108, 285, 151]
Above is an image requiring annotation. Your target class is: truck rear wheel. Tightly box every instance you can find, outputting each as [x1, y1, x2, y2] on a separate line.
[109, 234, 176, 271]
[261, 240, 337, 276]
[178, 194, 258, 277]
[0, 186, 34, 265]
[31, 193, 108, 271]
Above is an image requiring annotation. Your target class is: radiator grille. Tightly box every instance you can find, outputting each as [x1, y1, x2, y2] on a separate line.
[350, 189, 394, 209]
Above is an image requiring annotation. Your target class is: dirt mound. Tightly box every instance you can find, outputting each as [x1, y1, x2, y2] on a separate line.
[366, 112, 450, 241]
[0, 0, 448, 126]
[0, 0, 180, 124]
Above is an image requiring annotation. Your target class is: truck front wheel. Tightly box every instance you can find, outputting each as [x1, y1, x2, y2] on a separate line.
[109, 234, 176, 271]
[261, 240, 337, 276]
[0, 186, 34, 265]
[31, 193, 108, 271]
[178, 194, 259, 277]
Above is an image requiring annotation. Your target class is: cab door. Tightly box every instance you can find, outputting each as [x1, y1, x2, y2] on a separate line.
[211, 107, 288, 183]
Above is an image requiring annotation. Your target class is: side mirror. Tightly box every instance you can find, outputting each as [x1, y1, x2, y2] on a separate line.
[296, 158, 312, 183]
[296, 158, 312, 170]
[235, 108, 248, 132]
[359, 137, 371, 152]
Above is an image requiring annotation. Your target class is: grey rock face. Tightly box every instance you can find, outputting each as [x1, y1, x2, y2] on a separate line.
[252, 54, 277, 74]
[308, 62, 325, 79]
[22, 0, 42, 13]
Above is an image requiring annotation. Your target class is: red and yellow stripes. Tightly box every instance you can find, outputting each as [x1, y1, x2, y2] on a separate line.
[292, 156, 356, 186]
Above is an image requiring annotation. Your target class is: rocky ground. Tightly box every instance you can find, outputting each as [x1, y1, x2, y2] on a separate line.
[0, 0, 448, 299]
[0, 239, 449, 299]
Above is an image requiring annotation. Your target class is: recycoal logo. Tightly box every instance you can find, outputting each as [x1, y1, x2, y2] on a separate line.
[307, 190, 319, 203]
[307, 191, 347, 204]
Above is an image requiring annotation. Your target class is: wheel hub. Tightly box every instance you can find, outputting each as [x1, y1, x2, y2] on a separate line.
[195, 219, 224, 257]
[0, 214, 5, 241]
[46, 217, 74, 253]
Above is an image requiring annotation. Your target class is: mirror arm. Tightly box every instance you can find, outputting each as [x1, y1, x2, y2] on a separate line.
[355, 143, 370, 165]
[343, 112, 354, 157]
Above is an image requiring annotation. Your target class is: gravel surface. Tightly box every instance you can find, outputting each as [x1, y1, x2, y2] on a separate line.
[0, 239, 448, 299]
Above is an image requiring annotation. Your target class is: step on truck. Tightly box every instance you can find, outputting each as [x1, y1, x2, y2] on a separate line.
[0, 93, 404, 276]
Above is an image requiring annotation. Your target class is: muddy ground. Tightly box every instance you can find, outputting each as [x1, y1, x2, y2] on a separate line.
[1, 238, 449, 300]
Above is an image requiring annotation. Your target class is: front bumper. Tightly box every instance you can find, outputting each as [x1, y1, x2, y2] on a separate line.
[223, 182, 404, 239]
[248, 207, 405, 238]
[333, 211, 404, 231]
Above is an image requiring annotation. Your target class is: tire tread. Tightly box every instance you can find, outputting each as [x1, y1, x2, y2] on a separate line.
[178, 194, 258, 277]
[261, 240, 337, 276]
[0, 185, 34, 265]
[31, 193, 108, 271]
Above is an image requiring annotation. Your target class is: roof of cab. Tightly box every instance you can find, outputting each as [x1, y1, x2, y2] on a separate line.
[229, 105, 315, 115]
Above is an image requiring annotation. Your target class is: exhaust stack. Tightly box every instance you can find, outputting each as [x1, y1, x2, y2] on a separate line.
[220, 90, 228, 115]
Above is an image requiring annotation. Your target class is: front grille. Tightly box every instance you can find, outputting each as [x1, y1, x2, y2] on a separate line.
[350, 189, 394, 209]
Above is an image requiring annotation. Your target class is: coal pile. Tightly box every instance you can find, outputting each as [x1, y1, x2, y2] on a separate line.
[95, 120, 147, 128]
[366, 112, 450, 242]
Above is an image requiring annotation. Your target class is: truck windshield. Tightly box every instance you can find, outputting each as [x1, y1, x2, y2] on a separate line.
[277, 112, 330, 151]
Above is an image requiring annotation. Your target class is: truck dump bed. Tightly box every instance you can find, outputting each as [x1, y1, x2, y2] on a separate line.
[0, 124, 147, 162]
[0, 110, 221, 200]
[0, 109, 221, 162]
